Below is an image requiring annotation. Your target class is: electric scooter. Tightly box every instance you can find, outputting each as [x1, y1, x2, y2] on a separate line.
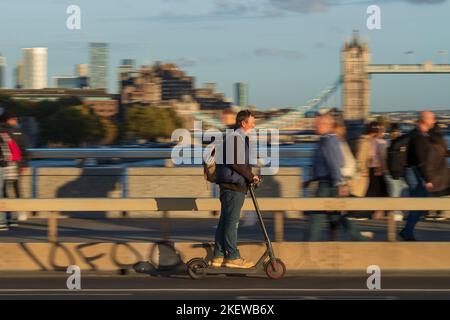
[186, 181, 286, 280]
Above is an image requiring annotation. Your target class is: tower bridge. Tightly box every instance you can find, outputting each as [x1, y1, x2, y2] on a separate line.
[192, 32, 450, 130]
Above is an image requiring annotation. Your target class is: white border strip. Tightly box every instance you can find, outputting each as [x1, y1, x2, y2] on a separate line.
[0, 288, 450, 292]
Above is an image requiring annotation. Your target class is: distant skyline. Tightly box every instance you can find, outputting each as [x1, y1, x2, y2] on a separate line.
[0, 0, 449, 111]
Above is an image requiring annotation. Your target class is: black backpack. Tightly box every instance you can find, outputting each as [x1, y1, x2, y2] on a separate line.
[387, 133, 411, 179]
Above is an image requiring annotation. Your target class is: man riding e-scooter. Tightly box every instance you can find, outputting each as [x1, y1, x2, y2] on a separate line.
[212, 109, 260, 269]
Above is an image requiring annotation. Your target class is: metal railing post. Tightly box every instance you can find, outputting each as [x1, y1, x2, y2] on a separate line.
[32, 167, 38, 216]
[121, 165, 128, 217]
[274, 211, 284, 242]
[161, 211, 171, 240]
[388, 211, 397, 242]
[48, 212, 58, 243]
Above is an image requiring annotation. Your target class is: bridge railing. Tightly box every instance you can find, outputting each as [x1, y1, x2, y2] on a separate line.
[1, 197, 449, 243]
[27, 147, 314, 159]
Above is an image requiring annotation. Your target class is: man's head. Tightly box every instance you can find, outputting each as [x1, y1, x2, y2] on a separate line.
[315, 114, 334, 135]
[365, 121, 383, 137]
[7, 116, 18, 127]
[389, 123, 402, 139]
[418, 110, 435, 132]
[0, 110, 16, 126]
[235, 109, 255, 133]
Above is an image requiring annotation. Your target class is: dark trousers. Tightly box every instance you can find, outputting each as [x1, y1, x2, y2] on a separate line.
[307, 181, 365, 241]
[214, 187, 245, 260]
[355, 168, 389, 219]
[402, 167, 428, 237]
[4, 179, 20, 221]
[366, 168, 388, 197]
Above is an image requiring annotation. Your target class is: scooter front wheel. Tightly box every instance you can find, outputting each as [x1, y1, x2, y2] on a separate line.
[265, 259, 286, 280]
[187, 258, 208, 280]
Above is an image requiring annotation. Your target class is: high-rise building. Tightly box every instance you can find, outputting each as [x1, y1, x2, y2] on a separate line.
[14, 60, 24, 89]
[234, 82, 248, 108]
[75, 64, 89, 77]
[89, 43, 108, 89]
[118, 59, 136, 89]
[0, 56, 5, 89]
[0, 54, 6, 88]
[22, 48, 48, 89]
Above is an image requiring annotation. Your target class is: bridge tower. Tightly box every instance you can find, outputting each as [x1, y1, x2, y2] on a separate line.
[342, 31, 371, 121]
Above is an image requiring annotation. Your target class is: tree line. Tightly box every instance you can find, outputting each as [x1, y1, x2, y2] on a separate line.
[0, 95, 184, 147]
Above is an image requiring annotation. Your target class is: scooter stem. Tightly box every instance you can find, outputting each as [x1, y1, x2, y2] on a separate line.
[249, 183, 276, 261]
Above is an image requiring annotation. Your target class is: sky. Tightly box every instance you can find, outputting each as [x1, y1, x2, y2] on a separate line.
[0, 0, 449, 111]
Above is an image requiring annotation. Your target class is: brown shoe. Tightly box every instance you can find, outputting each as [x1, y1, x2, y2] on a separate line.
[210, 257, 224, 268]
[360, 231, 374, 239]
[224, 257, 253, 269]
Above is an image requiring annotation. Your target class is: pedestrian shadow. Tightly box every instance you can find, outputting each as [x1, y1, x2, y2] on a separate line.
[56, 167, 121, 219]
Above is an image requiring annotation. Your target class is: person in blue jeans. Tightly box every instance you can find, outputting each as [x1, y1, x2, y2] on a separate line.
[401, 167, 429, 240]
[307, 114, 370, 241]
[212, 110, 260, 269]
[399, 111, 436, 241]
[214, 188, 246, 263]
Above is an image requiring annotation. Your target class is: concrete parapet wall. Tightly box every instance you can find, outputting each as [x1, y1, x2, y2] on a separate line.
[2, 242, 450, 273]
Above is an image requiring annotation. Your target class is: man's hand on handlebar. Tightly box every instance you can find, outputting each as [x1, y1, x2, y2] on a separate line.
[252, 176, 261, 184]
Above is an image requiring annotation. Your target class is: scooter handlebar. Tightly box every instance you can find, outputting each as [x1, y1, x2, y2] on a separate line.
[249, 177, 263, 189]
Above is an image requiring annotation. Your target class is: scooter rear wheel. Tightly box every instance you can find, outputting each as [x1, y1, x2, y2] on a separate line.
[187, 258, 208, 280]
[265, 259, 286, 280]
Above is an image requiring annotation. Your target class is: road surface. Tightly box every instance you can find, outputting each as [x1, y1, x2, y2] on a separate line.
[1, 272, 450, 299]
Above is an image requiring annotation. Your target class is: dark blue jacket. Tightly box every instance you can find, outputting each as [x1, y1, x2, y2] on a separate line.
[312, 133, 343, 186]
[215, 132, 253, 192]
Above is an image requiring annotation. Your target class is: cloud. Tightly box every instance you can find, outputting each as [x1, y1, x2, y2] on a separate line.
[212, 0, 258, 15]
[270, 0, 329, 13]
[254, 48, 305, 59]
[99, 0, 448, 23]
[269, 0, 447, 14]
[404, 0, 446, 3]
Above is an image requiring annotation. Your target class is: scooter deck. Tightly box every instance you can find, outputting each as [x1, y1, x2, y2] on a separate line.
[203, 266, 262, 275]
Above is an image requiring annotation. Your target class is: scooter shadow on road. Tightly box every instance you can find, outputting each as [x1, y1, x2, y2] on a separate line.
[133, 240, 188, 277]
[132, 242, 224, 278]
